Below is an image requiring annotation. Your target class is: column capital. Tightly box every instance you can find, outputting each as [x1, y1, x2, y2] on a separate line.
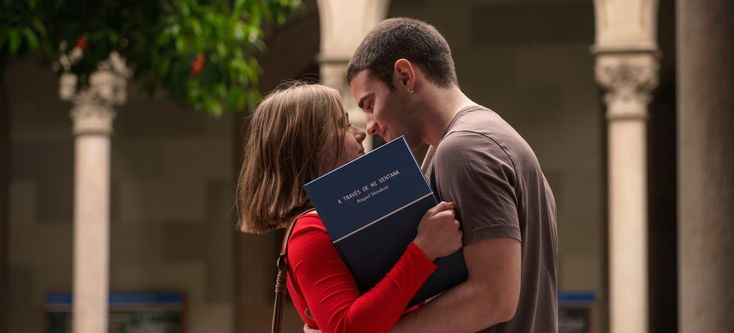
[317, 53, 371, 151]
[594, 50, 660, 121]
[318, 54, 351, 90]
[69, 99, 117, 136]
[60, 53, 130, 136]
[318, 57, 360, 120]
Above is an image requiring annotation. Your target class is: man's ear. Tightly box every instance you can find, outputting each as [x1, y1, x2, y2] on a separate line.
[393, 59, 416, 93]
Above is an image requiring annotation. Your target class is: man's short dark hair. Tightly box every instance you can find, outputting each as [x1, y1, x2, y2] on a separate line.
[347, 18, 458, 90]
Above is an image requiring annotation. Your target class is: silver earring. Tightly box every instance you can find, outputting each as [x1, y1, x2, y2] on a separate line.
[407, 87, 414, 94]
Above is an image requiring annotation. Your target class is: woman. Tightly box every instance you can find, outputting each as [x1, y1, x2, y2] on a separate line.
[238, 83, 462, 333]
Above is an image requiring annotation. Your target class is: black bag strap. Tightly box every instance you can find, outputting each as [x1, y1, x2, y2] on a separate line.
[271, 208, 316, 333]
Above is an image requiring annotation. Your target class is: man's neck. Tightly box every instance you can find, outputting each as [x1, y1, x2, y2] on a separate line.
[418, 85, 475, 146]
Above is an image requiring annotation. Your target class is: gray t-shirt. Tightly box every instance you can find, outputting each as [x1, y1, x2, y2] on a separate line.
[422, 105, 558, 333]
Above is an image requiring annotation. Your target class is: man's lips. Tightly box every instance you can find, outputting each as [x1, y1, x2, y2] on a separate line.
[380, 129, 390, 141]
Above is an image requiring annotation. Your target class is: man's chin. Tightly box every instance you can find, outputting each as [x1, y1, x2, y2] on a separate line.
[374, 133, 390, 142]
[382, 130, 411, 144]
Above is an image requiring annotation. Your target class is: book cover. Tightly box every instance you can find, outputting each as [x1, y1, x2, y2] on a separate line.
[304, 136, 467, 306]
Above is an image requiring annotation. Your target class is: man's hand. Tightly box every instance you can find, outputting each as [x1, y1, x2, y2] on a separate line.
[413, 201, 462, 260]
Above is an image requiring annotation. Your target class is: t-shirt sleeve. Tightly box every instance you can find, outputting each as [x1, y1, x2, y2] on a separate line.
[287, 215, 437, 333]
[432, 132, 521, 245]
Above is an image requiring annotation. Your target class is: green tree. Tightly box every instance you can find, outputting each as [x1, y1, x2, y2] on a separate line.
[0, 0, 301, 115]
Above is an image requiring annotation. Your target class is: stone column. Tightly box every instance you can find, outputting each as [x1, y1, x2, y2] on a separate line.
[592, 1, 659, 331]
[319, 56, 372, 149]
[594, 48, 659, 333]
[317, 0, 390, 151]
[677, 0, 734, 331]
[59, 54, 129, 333]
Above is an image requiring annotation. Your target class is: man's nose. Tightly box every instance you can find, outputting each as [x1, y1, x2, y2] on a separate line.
[365, 117, 379, 136]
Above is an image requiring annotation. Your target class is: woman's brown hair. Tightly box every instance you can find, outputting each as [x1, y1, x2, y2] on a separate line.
[237, 83, 348, 233]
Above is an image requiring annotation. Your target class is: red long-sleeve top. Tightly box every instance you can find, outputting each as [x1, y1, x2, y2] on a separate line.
[286, 212, 437, 333]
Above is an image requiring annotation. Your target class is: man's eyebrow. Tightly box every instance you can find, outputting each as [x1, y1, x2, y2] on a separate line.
[357, 93, 372, 109]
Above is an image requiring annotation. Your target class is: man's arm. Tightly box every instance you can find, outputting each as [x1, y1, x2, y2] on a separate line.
[391, 236, 521, 333]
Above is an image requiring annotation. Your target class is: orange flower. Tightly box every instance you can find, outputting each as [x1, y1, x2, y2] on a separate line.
[75, 37, 88, 51]
[191, 55, 205, 75]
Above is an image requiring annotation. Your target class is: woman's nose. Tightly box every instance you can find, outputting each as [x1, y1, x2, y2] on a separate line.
[355, 128, 367, 142]
[349, 125, 367, 142]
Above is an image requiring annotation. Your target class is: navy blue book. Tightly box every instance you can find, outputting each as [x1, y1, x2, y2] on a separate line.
[304, 136, 467, 306]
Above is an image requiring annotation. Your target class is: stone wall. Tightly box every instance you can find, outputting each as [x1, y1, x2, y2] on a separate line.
[6, 54, 236, 333]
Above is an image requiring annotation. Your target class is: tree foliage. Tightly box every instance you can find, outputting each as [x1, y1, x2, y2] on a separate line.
[0, 0, 301, 115]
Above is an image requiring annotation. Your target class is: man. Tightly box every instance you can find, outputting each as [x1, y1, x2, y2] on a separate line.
[346, 18, 558, 332]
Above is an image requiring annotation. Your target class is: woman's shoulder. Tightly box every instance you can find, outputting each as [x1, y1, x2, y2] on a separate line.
[291, 211, 327, 236]
[287, 211, 332, 260]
